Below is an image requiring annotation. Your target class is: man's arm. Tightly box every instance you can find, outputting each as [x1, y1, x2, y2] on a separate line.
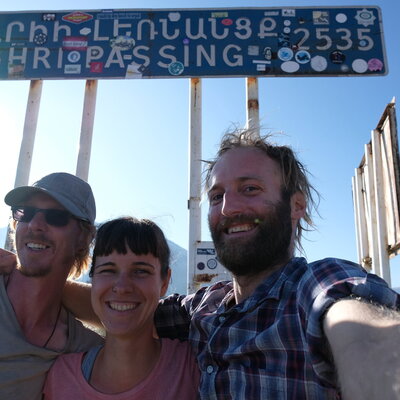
[324, 299, 400, 400]
[63, 280, 101, 327]
[154, 293, 193, 341]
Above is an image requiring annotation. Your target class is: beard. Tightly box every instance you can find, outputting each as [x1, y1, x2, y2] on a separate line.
[15, 232, 76, 278]
[18, 264, 51, 278]
[209, 197, 293, 277]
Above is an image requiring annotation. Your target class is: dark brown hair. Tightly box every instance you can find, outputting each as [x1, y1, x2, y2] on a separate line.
[90, 216, 170, 278]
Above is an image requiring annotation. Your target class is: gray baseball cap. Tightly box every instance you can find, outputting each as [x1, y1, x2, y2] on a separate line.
[4, 172, 96, 225]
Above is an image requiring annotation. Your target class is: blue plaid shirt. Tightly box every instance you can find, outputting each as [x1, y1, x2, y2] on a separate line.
[156, 257, 400, 399]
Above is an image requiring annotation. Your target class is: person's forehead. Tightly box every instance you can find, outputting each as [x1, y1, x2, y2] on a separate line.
[23, 192, 65, 209]
[95, 249, 161, 267]
[211, 147, 281, 181]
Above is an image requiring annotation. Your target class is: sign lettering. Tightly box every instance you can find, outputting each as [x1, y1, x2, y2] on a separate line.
[0, 7, 387, 80]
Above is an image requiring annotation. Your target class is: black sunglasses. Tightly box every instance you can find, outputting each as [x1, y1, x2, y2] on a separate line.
[11, 206, 74, 227]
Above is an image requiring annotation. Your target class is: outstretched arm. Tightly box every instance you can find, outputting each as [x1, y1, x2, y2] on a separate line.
[63, 280, 101, 328]
[324, 299, 400, 400]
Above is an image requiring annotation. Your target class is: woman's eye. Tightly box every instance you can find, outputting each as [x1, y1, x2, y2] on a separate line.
[135, 269, 151, 276]
[96, 268, 115, 275]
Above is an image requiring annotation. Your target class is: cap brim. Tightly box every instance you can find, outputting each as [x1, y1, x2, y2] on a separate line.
[5, 186, 46, 207]
[4, 186, 90, 222]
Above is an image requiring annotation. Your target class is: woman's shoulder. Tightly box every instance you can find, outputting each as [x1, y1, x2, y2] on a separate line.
[160, 338, 192, 353]
[52, 350, 85, 369]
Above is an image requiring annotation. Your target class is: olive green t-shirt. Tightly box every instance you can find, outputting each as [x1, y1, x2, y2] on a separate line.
[0, 276, 103, 400]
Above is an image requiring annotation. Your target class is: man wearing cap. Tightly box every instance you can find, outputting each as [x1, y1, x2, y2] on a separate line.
[0, 172, 103, 399]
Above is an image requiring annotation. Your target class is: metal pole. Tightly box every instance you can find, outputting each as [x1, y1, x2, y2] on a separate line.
[14, 80, 43, 187]
[371, 129, 391, 284]
[5, 80, 43, 251]
[351, 175, 362, 263]
[187, 78, 202, 294]
[352, 168, 371, 270]
[76, 80, 98, 181]
[246, 77, 260, 135]
[365, 143, 379, 275]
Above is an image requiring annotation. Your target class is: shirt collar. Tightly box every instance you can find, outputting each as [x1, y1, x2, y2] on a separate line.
[222, 257, 307, 313]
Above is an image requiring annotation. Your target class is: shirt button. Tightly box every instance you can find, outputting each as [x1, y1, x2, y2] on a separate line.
[219, 316, 225, 323]
[206, 365, 214, 374]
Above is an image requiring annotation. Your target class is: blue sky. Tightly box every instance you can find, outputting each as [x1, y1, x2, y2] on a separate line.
[1, 0, 400, 286]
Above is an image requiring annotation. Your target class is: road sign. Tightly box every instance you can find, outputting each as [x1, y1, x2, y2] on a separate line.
[0, 6, 387, 80]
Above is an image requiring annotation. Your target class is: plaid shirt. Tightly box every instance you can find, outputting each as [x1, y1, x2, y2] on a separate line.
[156, 257, 400, 399]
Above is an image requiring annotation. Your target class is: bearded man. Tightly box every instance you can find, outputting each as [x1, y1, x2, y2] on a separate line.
[155, 129, 400, 400]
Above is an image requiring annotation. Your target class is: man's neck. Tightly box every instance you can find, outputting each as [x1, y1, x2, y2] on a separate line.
[232, 259, 290, 304]
[5, 269, 68, 346]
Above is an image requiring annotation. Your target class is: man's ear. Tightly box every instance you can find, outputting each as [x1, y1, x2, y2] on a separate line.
[290, 191, 306, 220]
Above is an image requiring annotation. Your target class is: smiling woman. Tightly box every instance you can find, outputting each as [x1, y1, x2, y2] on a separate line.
[43, 216, 200, 399]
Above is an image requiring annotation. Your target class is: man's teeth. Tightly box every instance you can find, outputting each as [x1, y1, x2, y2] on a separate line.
[109, 302, 138, 311]
[228, 224, 254, 234]
[27, 243, 47, 250]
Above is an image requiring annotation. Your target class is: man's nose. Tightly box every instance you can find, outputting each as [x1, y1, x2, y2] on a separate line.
[27, 210, 48, 231]
[221, 192, 243, 217]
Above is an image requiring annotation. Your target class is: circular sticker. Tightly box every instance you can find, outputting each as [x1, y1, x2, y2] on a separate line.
[359, 39, 368, 48]
[295, 50, 311, 64]
[207, 259, 218, 270]
[352, 59, 368, 73]
[281, 61, 300, 73]
[168, 61, 184, 76]
[311, 56, 328, 72]
[33, 33, 47, 45]
[368, 58, 383, 71]
[168, 12, 180, 22]
[278, 47, 293, 61]
[221, 18, 233, 26]
[67, 51, 81, 63]
[336, 13, 347, 23]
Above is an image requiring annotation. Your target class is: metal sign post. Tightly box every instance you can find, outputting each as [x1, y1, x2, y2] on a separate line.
[371, 128, 391, 282]
[4, 79, 42, 251]
[188, 78, 202, 293]
[76, 79, 98, 181]
[14, 80, 43, 187]
[246, 77, 260, 135]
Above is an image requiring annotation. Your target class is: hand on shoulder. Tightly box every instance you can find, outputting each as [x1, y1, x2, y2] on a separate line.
[0, 248, 17, 275]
